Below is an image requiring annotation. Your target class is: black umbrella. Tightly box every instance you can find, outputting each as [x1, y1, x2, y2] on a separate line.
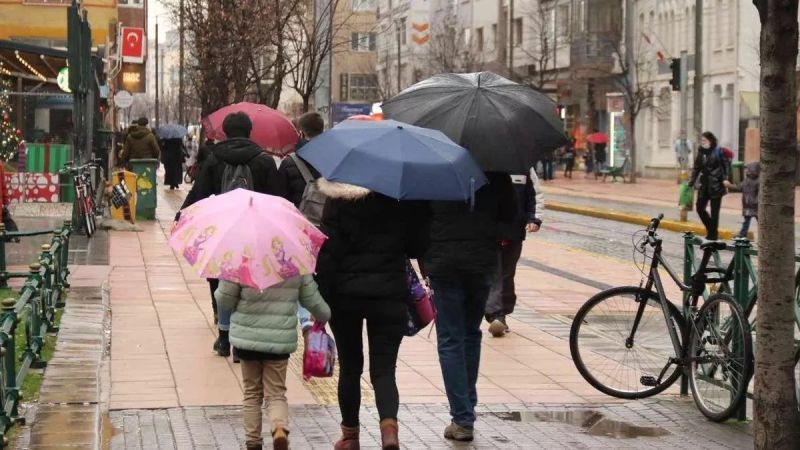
[382, 71, 569, 173]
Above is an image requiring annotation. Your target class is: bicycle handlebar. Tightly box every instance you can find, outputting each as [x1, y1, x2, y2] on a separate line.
[645, 214, 665, 247]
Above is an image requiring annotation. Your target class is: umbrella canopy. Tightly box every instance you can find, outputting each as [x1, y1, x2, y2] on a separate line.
[202, 102, 299, 156]
[382, 71, 569, 173]
[156, 124, 188, 140]
[297, 119, 487, 201]
[170, 189, 327, 290]
[345, 114, 375, 121]
[586, 132, 609, 144]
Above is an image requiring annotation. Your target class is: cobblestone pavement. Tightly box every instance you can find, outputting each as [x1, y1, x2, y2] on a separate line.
[109, 400, 751, 450]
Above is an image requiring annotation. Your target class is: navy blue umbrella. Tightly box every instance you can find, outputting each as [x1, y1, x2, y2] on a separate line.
[297, 120, 487, 201]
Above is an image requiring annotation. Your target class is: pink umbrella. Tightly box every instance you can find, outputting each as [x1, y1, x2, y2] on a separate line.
[170, 189, 327, 290]
[586, 132, 609, 144]
[345, 114, 374, 121]
[202, 102, 300, 156]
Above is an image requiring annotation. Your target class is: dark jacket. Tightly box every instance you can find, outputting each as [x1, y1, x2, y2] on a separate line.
[498, 174, 540, 242]
[314, 179, 428, 308]
[728, 162, 759, 217]
[122, 127, 161, 161]
[422, 172, 517, 278]
[690, 146, 729, 199]
[278, 140, 321, 207]
[177, 138, 286, 220]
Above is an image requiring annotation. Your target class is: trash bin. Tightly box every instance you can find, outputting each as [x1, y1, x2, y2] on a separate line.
[129, 158, 159, 220]
[58, 168, 75, 203]
[731, 161, 744, 185]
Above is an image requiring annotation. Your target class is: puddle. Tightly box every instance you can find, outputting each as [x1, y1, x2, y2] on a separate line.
[490, 410, 671, 439]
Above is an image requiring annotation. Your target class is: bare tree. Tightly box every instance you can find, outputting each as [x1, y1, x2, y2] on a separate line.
[752, 1, 800, 449]
[164, 0, 298, 115]
[516, 0, 563, 90]
[425, 20, 483, 75]
[285, 0, 354, 112]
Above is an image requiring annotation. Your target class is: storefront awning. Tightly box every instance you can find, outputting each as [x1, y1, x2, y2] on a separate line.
[0, 39, 67, 86]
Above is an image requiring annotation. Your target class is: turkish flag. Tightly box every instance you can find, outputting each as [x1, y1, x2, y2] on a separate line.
[121, 27, 145, 63]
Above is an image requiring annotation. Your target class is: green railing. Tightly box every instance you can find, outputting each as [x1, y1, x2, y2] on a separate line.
[683, 233, 800, 420]
[0, 221, 71, 448]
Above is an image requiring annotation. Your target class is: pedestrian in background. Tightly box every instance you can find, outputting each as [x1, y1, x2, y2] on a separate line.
[563, 139, 576, 179]
[689, 131, 729, 241]
[161, 138, 186, 190]
[541, 149, 555, 182]
[485, 169, 542, 337]
[215, 275, 330, 450]
[121, 117, 160, 163]
[423, 172, 515, 442]
[175, 112, 286, 359]
[726, 162, 760, 238]
[315, 179, 427, 450]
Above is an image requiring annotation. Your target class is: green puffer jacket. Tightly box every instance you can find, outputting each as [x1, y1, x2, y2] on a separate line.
[215, 275, 331, 355]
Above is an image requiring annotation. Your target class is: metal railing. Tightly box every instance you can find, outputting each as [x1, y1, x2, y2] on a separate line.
[683, 232, 800, 420]
[0, 221, 71, 447]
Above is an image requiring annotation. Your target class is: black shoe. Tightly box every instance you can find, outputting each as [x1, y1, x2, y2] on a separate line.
[213, 335, 230, 357]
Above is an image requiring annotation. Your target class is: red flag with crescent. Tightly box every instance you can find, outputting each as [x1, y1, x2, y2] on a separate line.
[121, 27, 145, 63]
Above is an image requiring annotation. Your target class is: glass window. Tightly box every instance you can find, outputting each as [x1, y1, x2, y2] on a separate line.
[23, 0, 70, 4]
[513, 18, 523, 46]
[399, 18, 407, 45]
[352, 0, 377, 12]
[557, 4, 570, 37]
[351, 32, 377, 52]
[117, 0, 144, 7]
[348, 74, 379, 101]
[476, 27, 484, 51]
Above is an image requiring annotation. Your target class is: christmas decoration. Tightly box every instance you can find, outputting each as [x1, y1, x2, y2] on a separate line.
[0, 77, 21, 162]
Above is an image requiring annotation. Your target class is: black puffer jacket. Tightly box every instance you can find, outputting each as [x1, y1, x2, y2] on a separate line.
[278, 140, 321, 207]
[177, 138, 286, 219]
[497, 174, 539, 242]
[314, 180, 428, 307]
[423, 172, 517, 277]
[689, 146, 729, 199]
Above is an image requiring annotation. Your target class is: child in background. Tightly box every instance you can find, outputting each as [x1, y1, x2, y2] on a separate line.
[725, 162, 760, 239]
[215, 275, 331, 450]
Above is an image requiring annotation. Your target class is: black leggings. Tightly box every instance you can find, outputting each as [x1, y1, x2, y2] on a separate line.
[696, 193, 722, 240]
[330, 302, 405, 427]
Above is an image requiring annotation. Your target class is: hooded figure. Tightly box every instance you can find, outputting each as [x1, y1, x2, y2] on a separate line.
[728, 162, 760, 238]
[314, 179, 428, 450]
[121, 118, 160, 162]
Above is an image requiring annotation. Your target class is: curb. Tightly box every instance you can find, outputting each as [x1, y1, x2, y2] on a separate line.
[547, 201, 752, 241]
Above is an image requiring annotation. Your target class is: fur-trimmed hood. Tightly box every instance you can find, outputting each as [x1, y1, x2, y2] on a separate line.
[317, 178, 372, 200]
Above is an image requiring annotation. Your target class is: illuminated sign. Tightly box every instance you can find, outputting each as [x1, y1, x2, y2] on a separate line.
[118, 63, 146, 93]
[57, 67, 71, 93]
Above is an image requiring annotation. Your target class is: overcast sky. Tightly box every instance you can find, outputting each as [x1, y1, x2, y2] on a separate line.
[147, 0, 173, 42]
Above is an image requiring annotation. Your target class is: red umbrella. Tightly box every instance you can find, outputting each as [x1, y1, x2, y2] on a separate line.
[202, 102, 299, 156]
[586, 132, 609, 144]
[346, 114, 374, 121]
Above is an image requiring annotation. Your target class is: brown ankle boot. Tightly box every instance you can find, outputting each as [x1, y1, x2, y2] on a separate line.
[272, 428, 288, 450]
[334, 425, 360, 450]
[380, 419, 399, 450]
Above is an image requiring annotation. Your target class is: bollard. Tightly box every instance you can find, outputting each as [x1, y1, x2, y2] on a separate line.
[732, 238, 751, 421]
[681, 232, 695, 397]
[1, 297, 19, 421]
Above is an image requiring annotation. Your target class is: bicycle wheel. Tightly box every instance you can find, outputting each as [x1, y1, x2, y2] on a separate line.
[688, 293, 752, 422]
[570, 286, 686, 399]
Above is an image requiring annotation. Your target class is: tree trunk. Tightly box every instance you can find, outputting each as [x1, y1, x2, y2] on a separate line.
[628, 113, 637, 183]
[753, 1, 800, 449]
[302, 95, 311, 113]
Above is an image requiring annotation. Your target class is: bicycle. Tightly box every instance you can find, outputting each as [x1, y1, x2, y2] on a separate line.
[64, 159, 106, 238]
[569, 214, 754, 422]
[699, 241, 800, 409]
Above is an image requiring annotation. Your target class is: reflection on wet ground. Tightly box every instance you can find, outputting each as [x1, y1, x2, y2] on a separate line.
[491, 409, 671, 439]
[5, 217, 109, 266]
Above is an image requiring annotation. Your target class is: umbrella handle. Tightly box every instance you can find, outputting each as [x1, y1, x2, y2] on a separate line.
[469, 177, 476, 211]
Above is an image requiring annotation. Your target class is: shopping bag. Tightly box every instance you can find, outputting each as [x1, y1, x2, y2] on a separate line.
[302, 321, 336, 381]
[405, 260, 436, 336]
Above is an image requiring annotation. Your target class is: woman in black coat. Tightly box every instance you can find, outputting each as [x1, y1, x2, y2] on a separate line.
[161, 138, 185, 190]
[314, 179, 427, 450]
[689, 131, 730, 240]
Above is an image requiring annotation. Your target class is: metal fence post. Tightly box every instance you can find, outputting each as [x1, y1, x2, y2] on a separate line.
[60, 221, 71, 291]
[1, 298, 19, 422]
[0, 224, 7, 289]
[681, 232, 695, 396]
[732, 238, 751, 421]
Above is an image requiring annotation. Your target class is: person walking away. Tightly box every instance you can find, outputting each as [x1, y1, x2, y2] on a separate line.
[162, 138, 186, 190]
[726, 162, 759, 238]
[689, 131, 729, 241]
[174, 112, 286, 359]
[541, 149, 555, 182]
[593, 133, 608, 175]
[563, 139, 576, 179]
[216, 274, 331, 450]
[423, 172, 516, 441]
[120, 117, 160, 164]
[279, 112, 324, 206]
[485, 169, 542, 337]
[278, 112, 327, 340]
[314, 179, 427, 450]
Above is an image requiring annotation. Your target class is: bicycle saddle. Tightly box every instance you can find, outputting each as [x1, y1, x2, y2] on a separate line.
[699, 240, 727, 251]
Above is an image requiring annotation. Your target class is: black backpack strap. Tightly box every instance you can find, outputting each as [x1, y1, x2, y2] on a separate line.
[290, 154, 315, 184]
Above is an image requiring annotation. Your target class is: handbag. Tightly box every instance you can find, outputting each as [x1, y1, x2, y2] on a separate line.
[302, 321, 336, 381]
[405, 260, 436, 336]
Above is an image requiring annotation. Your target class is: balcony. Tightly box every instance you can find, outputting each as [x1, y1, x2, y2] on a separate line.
[570, 32, 618, 78]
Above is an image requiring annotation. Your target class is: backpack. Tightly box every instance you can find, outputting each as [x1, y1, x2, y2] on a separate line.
[290, 154, 327, 226]
[221, 160, 255, 193]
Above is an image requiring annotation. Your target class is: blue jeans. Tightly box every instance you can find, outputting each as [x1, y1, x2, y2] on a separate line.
[217, 300, 232, 331]
[739, 215, 756, 237]
[431, 273, 493, 427]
